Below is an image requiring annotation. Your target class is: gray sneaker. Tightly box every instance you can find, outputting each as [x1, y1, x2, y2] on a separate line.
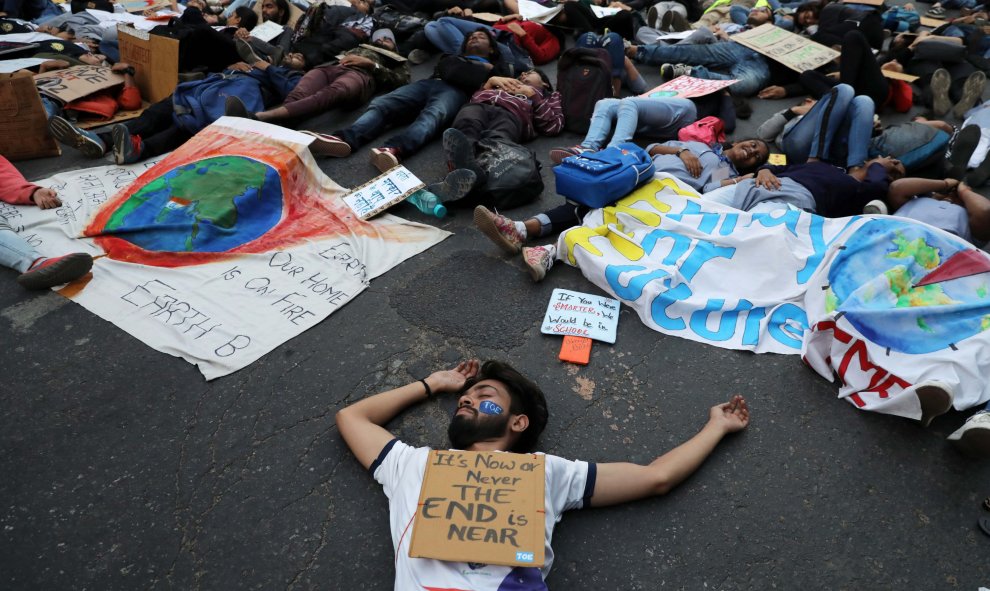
[863, 200, 888, 215]
[931, 68, 952, 117]
[953, 70, 987, 119]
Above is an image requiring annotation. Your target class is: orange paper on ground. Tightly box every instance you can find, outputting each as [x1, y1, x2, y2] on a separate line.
[559, 335, 592, 364]
[410, 450, 545, 567]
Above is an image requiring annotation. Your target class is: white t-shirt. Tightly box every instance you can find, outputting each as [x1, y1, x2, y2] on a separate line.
[372, 439, 597, 591]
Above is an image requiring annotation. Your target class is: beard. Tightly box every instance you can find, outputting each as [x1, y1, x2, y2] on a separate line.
[447, 410, 510, 450]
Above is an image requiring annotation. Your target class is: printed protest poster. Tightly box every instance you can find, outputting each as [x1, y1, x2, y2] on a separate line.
[640, 76, 737, 99]
[517, 0, 563, 23]
[410, 450, 546, 567]
[731, 23, 839, 72]
[541, 288, 620, 343]
[343, 166, 424, 219]
[555, 175, 990, 419]
[14, 117, 449, 379]
[34, 65, 125, 103]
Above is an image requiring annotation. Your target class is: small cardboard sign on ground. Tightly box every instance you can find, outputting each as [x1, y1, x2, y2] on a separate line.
[541, 288, 620, 343]
[919, 16, 945, 28]
[410, 450, 546, 568]
[640, 76, 737, 99]
[342, 165, 424, 219]
[33, 65, 125, 103]
[77, 101, 150, 129]
[881, 70, 919, 83]
[731, 23, 839, 73]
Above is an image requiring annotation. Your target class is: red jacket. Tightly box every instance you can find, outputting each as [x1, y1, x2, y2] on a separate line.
[0, 156, 40, 205]
[493, 20, 560, 65]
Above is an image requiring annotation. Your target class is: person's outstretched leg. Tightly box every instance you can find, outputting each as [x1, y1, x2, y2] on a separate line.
[838, 30, 889, 106]
[580, 98, 621, 151]
[609, 97, 697, 147]
[0, 214, 92, 290]
[780, 84, 853, 164]
[834, 95, 876, 169]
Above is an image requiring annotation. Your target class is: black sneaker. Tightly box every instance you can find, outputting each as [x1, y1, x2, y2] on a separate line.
[442, 128, 486, 184]
[946, 124, 980, 180]
[224, 95, 252, 119]
[426, 168, 477, 203]
[732, 96, 752, 119]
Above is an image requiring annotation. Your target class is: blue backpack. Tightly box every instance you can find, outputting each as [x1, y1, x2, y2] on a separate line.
[171, 70, 267, 135]
[553, 143, 656, 208]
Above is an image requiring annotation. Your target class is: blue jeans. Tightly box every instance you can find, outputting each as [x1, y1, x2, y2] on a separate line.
[782, 84, 874, 168]
[582, 97, 697, 151]
[336, 79, 468, 156]
[635, 42, 770, 96]
[0, 215, 38, 274]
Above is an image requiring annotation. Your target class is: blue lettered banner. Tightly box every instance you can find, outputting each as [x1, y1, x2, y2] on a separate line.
[555, 175, 990, 418]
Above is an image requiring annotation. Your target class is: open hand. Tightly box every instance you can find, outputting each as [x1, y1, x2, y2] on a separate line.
[425, 360, 480, 394]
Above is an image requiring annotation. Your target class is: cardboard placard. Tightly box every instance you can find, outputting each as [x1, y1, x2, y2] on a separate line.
[470, 11, 503, 22]
[33, 65, 125, 103]
[0, 71, 61, 161]
[541, 288, 620, 343]
[117, 24, 180, 104]
[342, 165, 424, 219]
[919, 16, 944, 27]
[881, 70, 919, 83]
[77, 101, 150, 129]
[731, 23, 839, 73]
[768, 153, 787, 166]
[410, 450, 546, 568]
[640, 76, 737, 99]
[842, 0, 883, 5]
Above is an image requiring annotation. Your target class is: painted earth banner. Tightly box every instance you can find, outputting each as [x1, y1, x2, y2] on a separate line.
[554, 175, 990, 419]
[12, 117, 450, 379]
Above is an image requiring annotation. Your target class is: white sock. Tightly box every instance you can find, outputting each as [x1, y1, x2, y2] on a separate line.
[514, 221, 528, 239]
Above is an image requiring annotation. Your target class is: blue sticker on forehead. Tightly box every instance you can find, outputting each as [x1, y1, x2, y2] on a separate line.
[478, 400, 503, 415]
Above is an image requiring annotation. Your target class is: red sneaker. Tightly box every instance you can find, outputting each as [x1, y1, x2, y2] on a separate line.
[17, 253, 93, 290]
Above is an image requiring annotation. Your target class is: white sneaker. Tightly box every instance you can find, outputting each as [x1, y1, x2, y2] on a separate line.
[863, 199, 888, 215]
[947, 411, 990, 458]
[522, 245, 554, 282]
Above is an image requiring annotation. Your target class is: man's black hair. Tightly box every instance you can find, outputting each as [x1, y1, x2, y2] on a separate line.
[532, 68, 553, 92]
[234, 6, 258, 30]
[461, 360, 548, 453]
[458, 28, 501, 63]
[271, 0, 290, 25]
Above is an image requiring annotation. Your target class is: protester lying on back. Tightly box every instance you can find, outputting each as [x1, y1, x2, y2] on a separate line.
[0, 157, 93, 291]
[474, 139, 768, 281]
[240, 29, 410, 126]
[336, 358, 750, 590]
[434, 68, 562, 202]
[866, 178, 990, 245]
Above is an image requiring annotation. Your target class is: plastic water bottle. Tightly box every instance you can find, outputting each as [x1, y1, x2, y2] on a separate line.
[406, 189, 446, 218]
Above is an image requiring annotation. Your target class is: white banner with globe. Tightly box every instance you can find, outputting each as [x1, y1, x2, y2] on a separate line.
[13, 118, 450, 380]
[557, 176, 990, 418]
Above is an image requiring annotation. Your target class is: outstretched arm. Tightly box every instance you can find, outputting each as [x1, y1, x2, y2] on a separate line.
[336, 360, 480, 470]
[590, 396, 749, 507]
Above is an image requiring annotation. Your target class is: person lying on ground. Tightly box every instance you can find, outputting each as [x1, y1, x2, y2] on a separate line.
[305, 28, 513, 173]
[866, 177, 990, 245]
[0, 157, 93, 291]
[436, 68, 561, 200]
[336, 359, 750, 590]
[474, 138, 769, 280]
[548, 92, 737, 164]
[49, 60, 301, 164]
[231, 29, 410, 127]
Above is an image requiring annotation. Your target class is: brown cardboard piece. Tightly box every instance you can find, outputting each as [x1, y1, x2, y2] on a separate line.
[842, 0, 883, 5]
[117, 25, 180, 104]
[77, 101, 150, 129]
[919, 16, 945, 28]
[410, 450, 546, 568]
[33, 65, 126, 103]
[881, 70, 920, 83]
[0, 71, 61, 161]
[731, 23, 839, 73]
